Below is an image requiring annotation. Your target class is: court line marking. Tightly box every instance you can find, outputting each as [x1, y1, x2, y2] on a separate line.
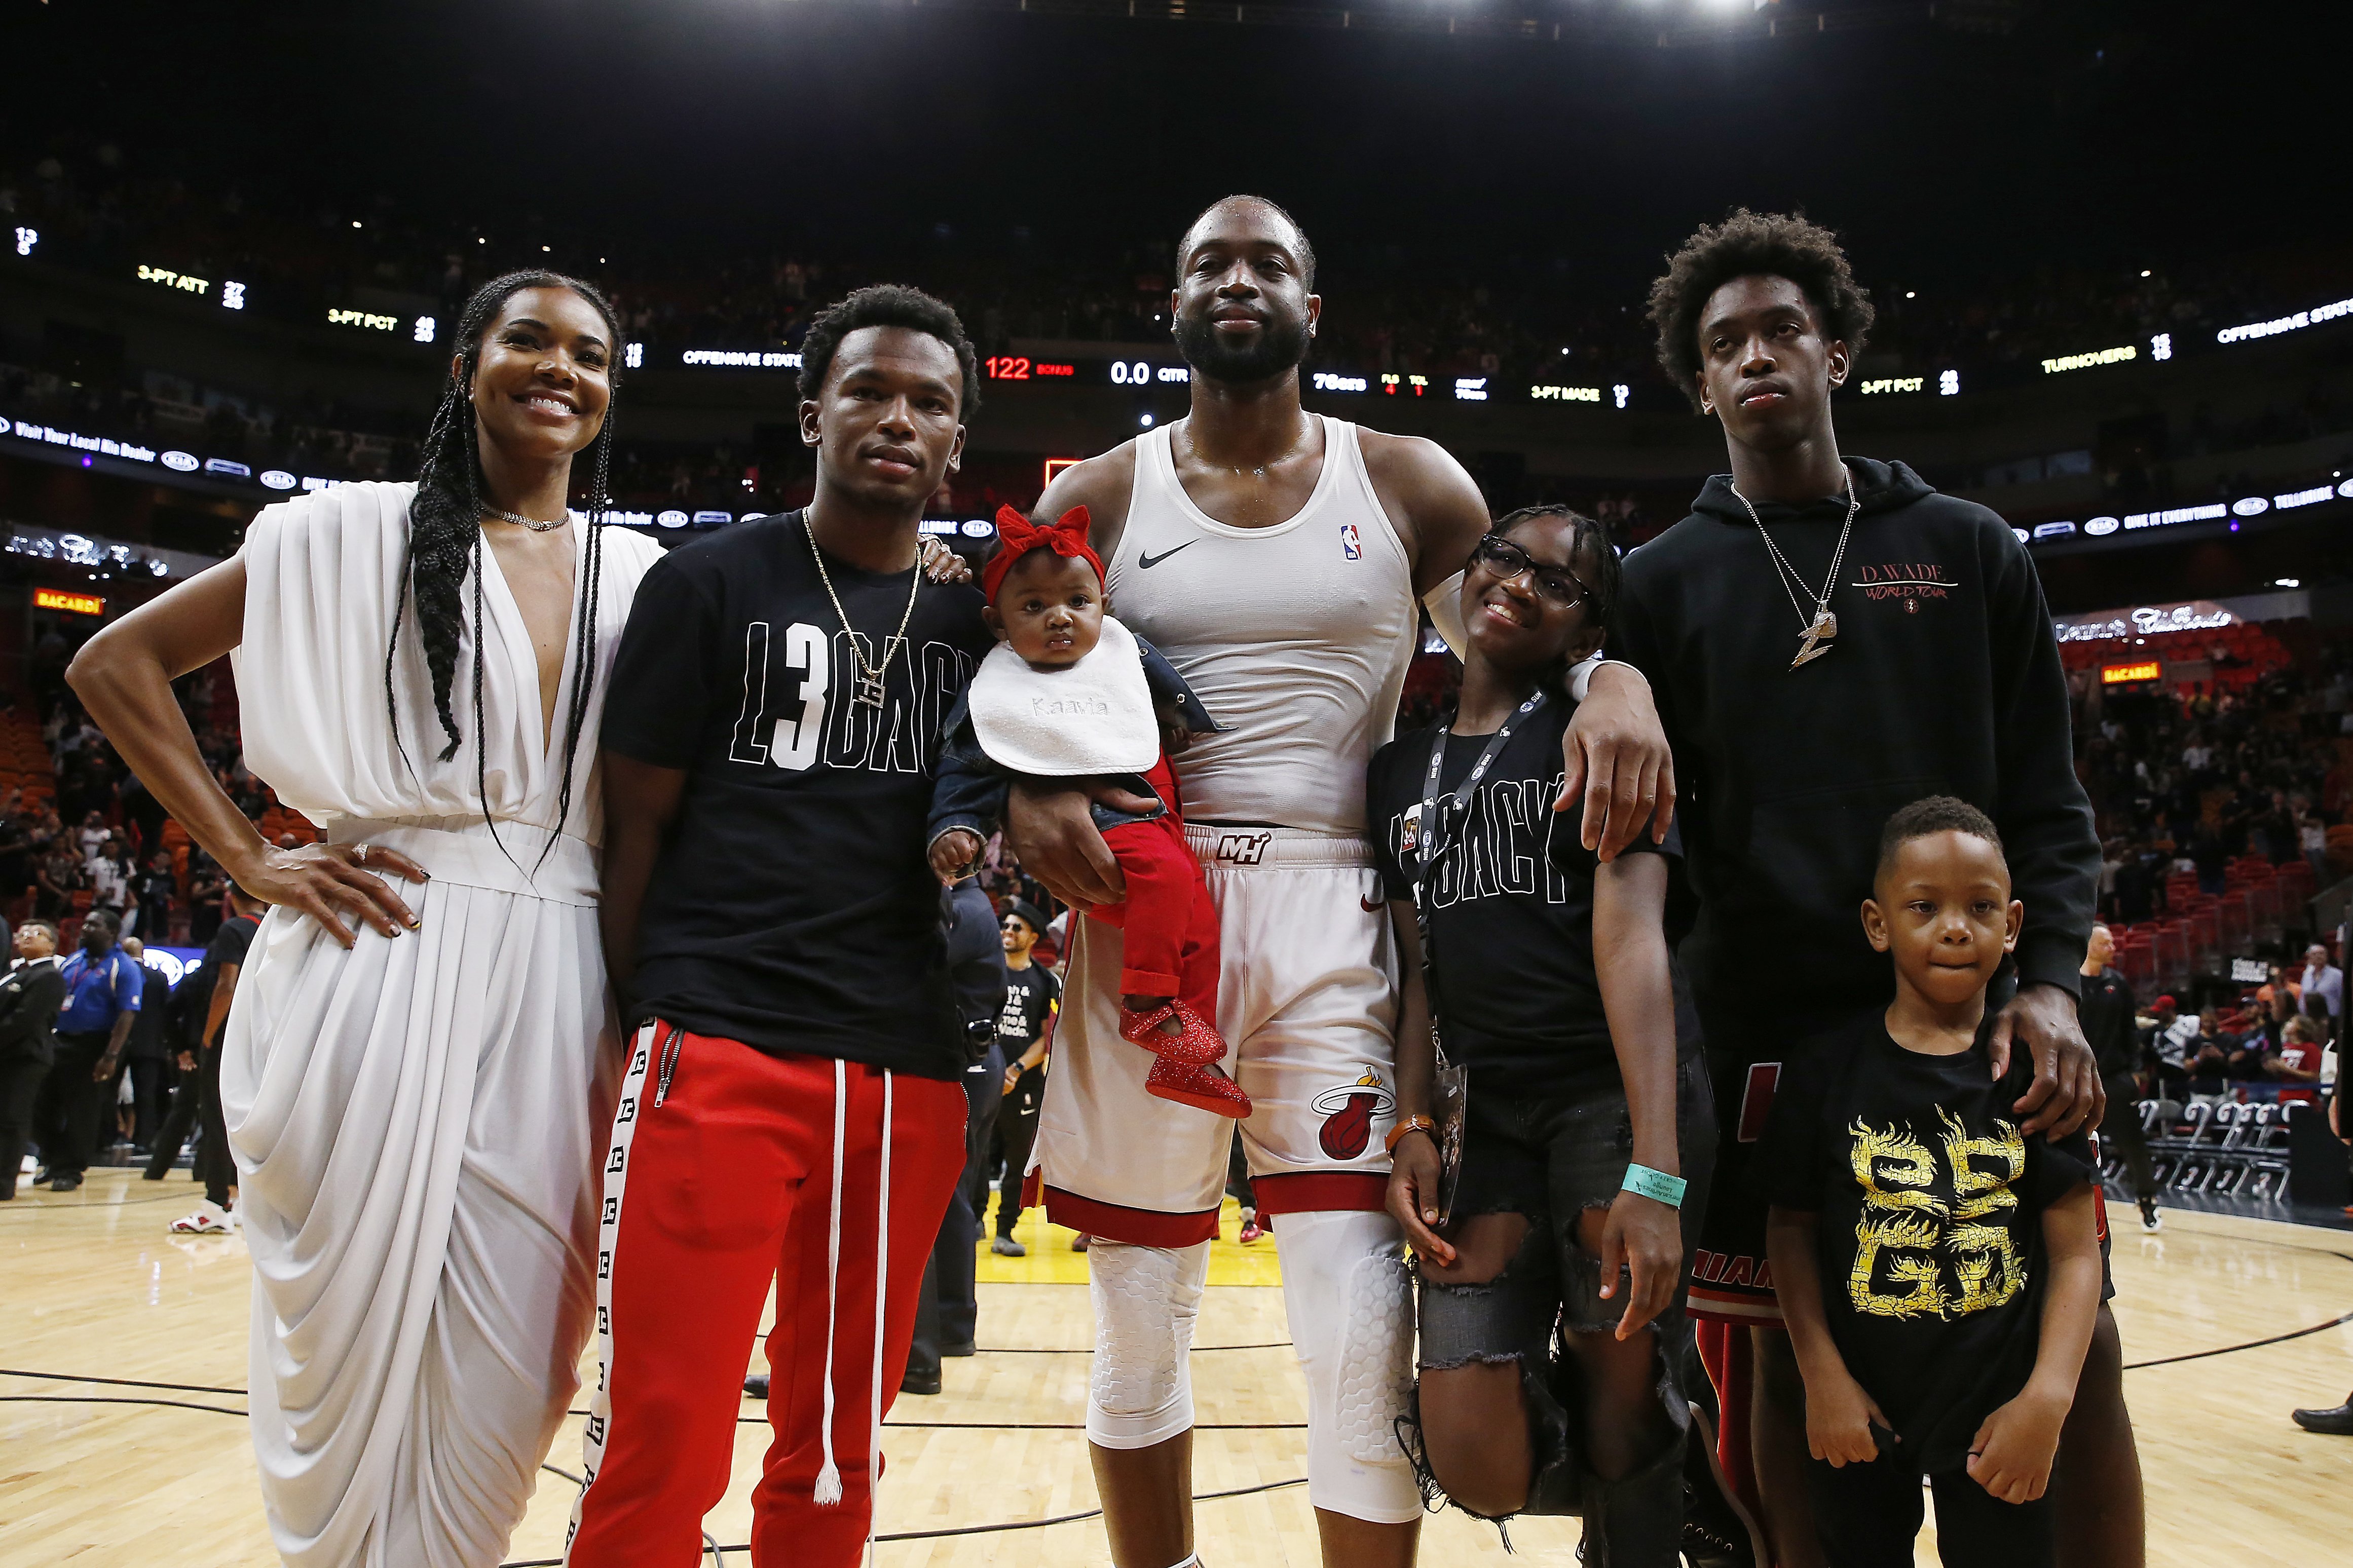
[496, 1475, 1314, 1564]
[0, 1392, 248, 1417]
[2122, 1308, 2353, 1370]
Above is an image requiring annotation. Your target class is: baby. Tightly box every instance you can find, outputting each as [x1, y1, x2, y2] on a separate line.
[928, 505, 1247, 1118]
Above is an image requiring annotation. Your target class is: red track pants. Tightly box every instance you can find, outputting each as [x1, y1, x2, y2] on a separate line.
[566, 1024, 966, 1567]
[1091, 788, 1221, 1013]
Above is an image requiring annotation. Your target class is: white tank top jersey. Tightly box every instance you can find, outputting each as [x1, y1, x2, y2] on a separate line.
[1105, 416, 1416, 835]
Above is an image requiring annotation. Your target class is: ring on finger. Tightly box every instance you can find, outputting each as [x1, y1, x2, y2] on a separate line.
[352, 843, 371, 867]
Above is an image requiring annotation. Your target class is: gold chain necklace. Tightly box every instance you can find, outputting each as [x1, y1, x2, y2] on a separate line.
[806, 516, 921, 709]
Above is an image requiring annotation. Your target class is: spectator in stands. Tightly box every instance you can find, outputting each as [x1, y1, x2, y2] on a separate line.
[115, 936, 174, 1153]
[33, 840, 81, 920]
[2183, 1010, 2233, 1104]
[129, 850, 175, 941]
[2267, 1015, 2326, 1104]
[2224, 1023, 2279, 1084]
[27, 908, 140, 1193]
[73, 808, 107, 861]
[2081, 925, 2160, 1232]
[184, 855, 226, 944]
[2299, 943, 2341, 1031]
[85, 833, 132, 915]
[0, 809, 30, 897]
[0, 920, 65, 1201]
[2149, 995, 2198, 1070]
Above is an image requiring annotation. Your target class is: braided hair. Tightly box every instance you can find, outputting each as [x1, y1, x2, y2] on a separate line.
[389, 269, 622, 866]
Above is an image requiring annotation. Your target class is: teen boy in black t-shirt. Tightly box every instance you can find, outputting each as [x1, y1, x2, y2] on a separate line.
[570, 287, 993, 1568]
[1372, 506, 1716, 1564]
[1766, 798, 2102, 1567]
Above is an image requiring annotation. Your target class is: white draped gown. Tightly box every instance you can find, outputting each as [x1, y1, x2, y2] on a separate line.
[222, 481, 661, 1568]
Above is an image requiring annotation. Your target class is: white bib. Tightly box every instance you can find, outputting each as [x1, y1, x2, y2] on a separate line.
[968, 615, 1160, 777]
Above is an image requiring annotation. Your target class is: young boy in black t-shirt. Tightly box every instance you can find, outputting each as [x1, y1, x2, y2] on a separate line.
[1765, 798, 2103, 1567]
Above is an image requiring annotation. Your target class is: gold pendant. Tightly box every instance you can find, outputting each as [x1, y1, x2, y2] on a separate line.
[1791, 608, 1836, 670]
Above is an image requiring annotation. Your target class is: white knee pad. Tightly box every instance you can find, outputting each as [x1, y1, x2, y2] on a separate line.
[1086, 1240, 1210, 1450]
[1276, 1208, 1423, 1523]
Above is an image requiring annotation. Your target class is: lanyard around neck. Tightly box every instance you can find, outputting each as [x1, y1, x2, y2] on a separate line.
[1406, 689, 1547, 1050]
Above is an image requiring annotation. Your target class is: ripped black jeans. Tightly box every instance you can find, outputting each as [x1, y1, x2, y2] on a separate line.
[1401, 1052, 1716, 1544]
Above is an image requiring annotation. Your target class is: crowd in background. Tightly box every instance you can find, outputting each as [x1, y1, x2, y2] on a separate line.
[6, 135, 2352, 527]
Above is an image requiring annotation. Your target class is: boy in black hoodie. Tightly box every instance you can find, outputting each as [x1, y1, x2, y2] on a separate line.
[1601, 211, 2135, 1568]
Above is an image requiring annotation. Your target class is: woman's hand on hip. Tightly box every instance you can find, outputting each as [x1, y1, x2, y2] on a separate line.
[232, 841, 428, 948]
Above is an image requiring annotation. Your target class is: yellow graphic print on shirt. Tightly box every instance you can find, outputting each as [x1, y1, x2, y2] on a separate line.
[1845, 1112, 2028, 1321]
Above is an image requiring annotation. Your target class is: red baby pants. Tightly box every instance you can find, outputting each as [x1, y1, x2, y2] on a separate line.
[1089, 761, 1221, 1018]
[565, 1024, 966, 1568]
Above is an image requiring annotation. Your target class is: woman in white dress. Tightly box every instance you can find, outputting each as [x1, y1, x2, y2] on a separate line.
[67, 271, 665, 1568]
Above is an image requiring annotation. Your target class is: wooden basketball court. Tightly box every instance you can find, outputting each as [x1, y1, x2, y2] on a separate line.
[4, 1171, 2345, 1566]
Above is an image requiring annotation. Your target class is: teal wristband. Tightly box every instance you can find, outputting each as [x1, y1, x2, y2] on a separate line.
[1621, 1163, 1687, 1208]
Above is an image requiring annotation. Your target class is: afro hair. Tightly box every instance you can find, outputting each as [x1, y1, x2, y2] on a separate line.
[1645, 210, 1876, 410]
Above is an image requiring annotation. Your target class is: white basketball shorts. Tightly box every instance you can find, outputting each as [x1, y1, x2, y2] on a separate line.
[1033, 826, 1400, 1245]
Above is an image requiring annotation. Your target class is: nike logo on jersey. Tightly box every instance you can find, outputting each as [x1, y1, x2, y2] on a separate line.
[1359, 893, 1384, 912]
[1136, 542, 1198, 569]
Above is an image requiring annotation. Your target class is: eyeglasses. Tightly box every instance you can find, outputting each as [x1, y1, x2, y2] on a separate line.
[1468, 534, 1595, 612]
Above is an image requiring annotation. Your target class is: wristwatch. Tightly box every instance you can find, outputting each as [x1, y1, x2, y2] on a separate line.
[1384, 1114, 1437, 1154]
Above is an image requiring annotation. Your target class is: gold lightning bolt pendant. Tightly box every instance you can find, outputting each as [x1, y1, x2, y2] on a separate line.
[1791, 608, 1837, 669]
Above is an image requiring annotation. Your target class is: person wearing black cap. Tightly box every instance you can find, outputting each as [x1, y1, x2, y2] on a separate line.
[989, 898, 1061, 1254]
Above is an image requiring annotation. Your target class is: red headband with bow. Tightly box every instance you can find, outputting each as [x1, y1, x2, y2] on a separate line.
[981, 504, 1104, 603]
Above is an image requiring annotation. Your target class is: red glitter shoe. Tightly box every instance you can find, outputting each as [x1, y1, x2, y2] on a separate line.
[1144, 1053, 1252, 1119]
[1118, 999, 1228, 1065]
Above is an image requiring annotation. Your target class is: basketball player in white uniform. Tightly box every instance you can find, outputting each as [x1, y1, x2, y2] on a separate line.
[1007, 196, 1672, 1568]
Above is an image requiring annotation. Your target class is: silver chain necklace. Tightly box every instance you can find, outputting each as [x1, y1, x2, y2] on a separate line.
[806, 516, 921, 709]
[1730, 468, 1859, 670]
[482, 506, 570, 533]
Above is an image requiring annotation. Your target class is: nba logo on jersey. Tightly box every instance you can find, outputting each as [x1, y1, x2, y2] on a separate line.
[1339, 521, 1362, 560]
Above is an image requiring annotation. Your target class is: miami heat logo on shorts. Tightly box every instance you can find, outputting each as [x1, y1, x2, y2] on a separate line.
[1312, 1072, 1396, 1160]
[1339, 521, 1363, 560]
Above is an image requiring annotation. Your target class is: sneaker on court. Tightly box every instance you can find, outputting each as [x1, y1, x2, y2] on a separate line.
[47, 1172, 81, 1194]
[1680, 1401, 1764, 1568]
[2290, 1402, 2353, 1435]
[169, 1201, 233, 1235]
[1070, 1232, 1091, 1252]
[1238, 1219, 1265, 1245]
[742, 1373, 769, 1399]
[991, 1235, 1026, 1257]
[2139, 1197, 2162, 1233]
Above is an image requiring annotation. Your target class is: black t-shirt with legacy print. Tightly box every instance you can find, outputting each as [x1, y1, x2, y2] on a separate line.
[1763, 1012, 2097, 1471]
[1368, 700, 1701, 1100]
[603, 511, 993, 1080]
